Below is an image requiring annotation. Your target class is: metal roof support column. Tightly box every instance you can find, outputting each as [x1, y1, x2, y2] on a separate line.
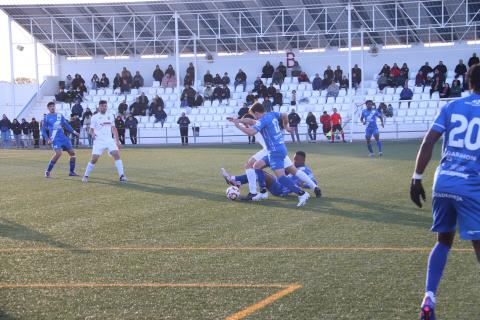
[194, 36, 198, 90]
[8, 16, 16, 115]
[347, 3, 354, 142]
[34, 37, 40, 101]
[360, 28, 364, 95]
[174, 11, 180, 94]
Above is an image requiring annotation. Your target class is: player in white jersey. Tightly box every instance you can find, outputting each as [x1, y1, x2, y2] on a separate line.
[82, 100, 127, 182]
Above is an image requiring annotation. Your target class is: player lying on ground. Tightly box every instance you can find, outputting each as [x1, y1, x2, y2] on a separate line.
[41, 101, 80, 177]
[82, 100, 127, 183]
[360, 100, 384, 157]
[410, 63, 480, 320]
[222, 151, 319, 200]
[229, 102, 310, 207]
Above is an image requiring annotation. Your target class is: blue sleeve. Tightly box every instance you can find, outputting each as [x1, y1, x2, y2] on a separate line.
[61, 115, 75, 133]
[252, 116, 267, 132]
[41, 116, 48, 139]
[431, 104, 448, 133]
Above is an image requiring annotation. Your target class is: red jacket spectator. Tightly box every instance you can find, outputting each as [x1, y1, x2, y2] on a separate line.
[320, 112, 331, 134]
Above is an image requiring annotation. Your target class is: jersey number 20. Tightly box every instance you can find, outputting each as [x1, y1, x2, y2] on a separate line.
[448, 114, 480, 150]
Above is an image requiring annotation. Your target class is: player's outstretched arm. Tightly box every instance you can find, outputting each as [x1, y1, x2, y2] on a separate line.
[410, 129, 442, 208]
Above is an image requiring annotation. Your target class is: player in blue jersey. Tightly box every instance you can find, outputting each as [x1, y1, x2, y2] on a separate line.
[360, 100, 384, 157]
[410, 64, 480, 320]
[41, 102, 80, 177]
[230, 102, 310, 206]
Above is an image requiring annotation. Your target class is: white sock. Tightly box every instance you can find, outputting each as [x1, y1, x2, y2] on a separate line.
[245, 168, 257, 194]
[115, 159, 124, 177]
[295, 170, 317, 189]
[84, 162, 95, 177]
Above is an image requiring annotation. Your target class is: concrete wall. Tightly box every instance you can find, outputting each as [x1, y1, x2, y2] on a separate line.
[0, 83, 37, 119]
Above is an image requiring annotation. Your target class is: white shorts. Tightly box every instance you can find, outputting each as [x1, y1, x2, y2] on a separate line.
[92, 139, 118, 155]
[251, 149, 293, 168]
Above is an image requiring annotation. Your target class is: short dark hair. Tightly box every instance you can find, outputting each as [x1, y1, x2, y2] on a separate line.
[99, 100, 107, 105]
[295, 151, 306, 159]
[47, 101, 55, 108]
[467, 63, 480, 91]
[250, 102, 265, 114]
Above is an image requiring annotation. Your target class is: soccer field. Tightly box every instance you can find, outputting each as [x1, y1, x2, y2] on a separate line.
[0, 141, 478, 320]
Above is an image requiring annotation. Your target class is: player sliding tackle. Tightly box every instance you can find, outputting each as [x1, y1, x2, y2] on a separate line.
[41, 101, 80, 178]
[229, 102, 310, 207]
[410, 64, 480, 320]
[82, 100, 127, 183]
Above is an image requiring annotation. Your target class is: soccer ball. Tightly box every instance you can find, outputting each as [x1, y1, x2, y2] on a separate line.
[226, 186, 240, 200]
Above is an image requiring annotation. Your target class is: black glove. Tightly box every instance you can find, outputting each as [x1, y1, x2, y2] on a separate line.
[410, 179, 426, 208]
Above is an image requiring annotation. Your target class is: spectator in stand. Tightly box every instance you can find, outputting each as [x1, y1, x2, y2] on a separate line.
[399, 84, 413, 100]
[312, 74, 322, 91]
[71, 99, 83, 118]
[204, 85, 213, 102]
[450, 79, 462, 98]
[290, 90, 297, 106]
[161, 73, 176, 88]
[186, 62, 195, 83]
[234, 69, 247, 92]
[326, 80, 339, 98]
[149, 97, 160, 117]
[432, 68, 445, 85]
[153, 65, 164, 83]
[334, 66, 343, 83]
[415, 71, 424, 87]
[253, 77, 263, 93]
[430, 73, 443, 96]
[377, 73, 389, 91]
[291, 61, 302, 77]
[262, 97, 273, 112]
[55, 88, 68, 102]
[419, 62, 433, 79]
[165, 64, 175, 77]
[125, 114, 138, 144]
[115, 115, 126, 145]
[273, 91, 283, 109]
[246, 91, 255, 105]
[129, 98, 143, 116]
[391, 63, 402, 86]
[267, 83, 276, 98]
[21, 118, 31, 147]
[468, 53, 479, 67]
[113, 73, 122, 90]
[193, 92, 204, 107]
[439, 83, 451, 99]
[306, 112, 318, 143]
[213, 85, 223, 104]
[120, 79, 131, 94]
[257, 83, 268, 99]
[155, 106, 167, 127]
[181, 85, 196, 107]
[118, 100, 128, 116]
[30, 117, 40, 148]
[288, 108, 301, 143]
[91, 74, 99, 90]
[237, 103, 249, 119]
[69, 115, 81, 148]
[276, 62, 287, 79]
[454, 59, 467, 81]
[82, 108, 93, 147]
[222, 72, 230, 85]
[433, 61, 447, 77]
[177, 112, 190, 146]
[213, 73, 222, 86]
[271, 69, 283, 88]
[138, 92, 149, 113]
[99, 73, 109, 88]
[400, 63, 409, 84]
[1, 114, 12, 148]
[221, 84, 231, 104]
[339, 75, 349, 91]
[320, 111, 331, 139]
[132, 71, 144, 89]
[262, 61, 274, 78]
[352, 64, 362, 84]
[379, 64, 390, 76]
[184, 72, 194, 86]
[298, 72, 310, 83]
[324, 65, 334, 81]
[65, 75, 73, 90]
[77, 83, 87, 98]
[71, 74, 85, 90]
[121, 67, 133, 85]
[204, 70, 213, 86]
[11, 119, 22, 148]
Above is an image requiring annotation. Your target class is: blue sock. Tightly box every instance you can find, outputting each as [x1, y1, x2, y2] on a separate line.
[367, 142, 373, 154]
[255, 169, 267, 190]
[278, 176, 303, 195]
[47, 160, 56, 172]
[376, 140, 382, 153]
[234, 175, 248, 185]
[426, 242, 451, 294]
[69, 158, 76, 173]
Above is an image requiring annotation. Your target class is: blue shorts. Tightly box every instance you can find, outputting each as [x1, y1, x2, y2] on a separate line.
[432, 193, 480, 240]
[262, 150, 288, 171]
[268, 180, 289, 197]
[365, 127, 379, 139]
[52, 135, 73, 151]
